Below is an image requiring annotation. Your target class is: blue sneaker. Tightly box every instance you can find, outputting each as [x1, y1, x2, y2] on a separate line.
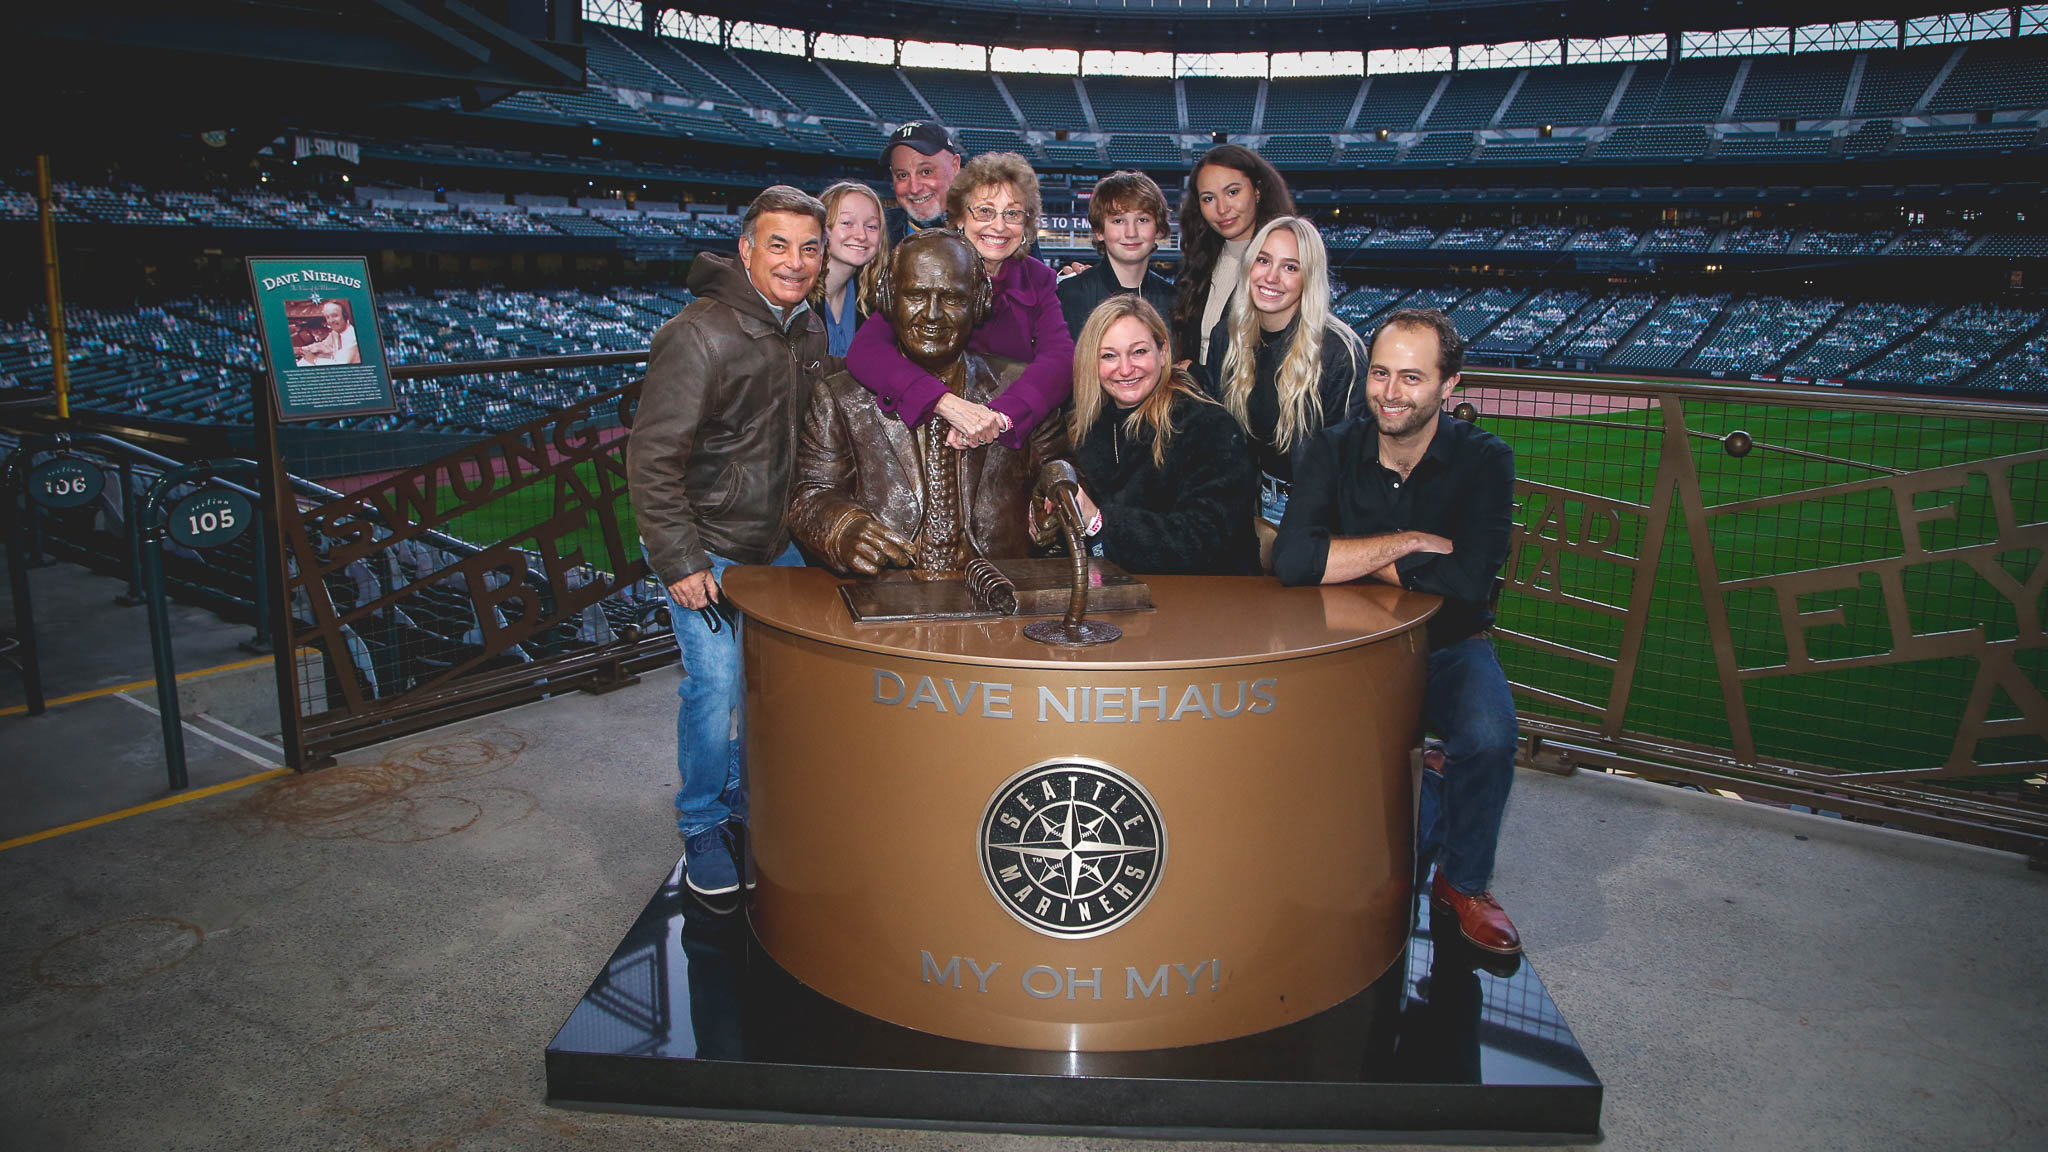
[683, 826, 740, 898]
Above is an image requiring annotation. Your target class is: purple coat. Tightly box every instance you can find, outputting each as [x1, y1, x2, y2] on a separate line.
[845, 256, 1075, 449]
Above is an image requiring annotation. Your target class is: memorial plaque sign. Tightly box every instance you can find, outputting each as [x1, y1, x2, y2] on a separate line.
[246, 256, 396, 423]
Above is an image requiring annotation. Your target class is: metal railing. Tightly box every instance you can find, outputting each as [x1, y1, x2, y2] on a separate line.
[14, 347, 2041, 856]
[2, 431, 269, 715]
[1458, 370, 2048, 857]
[278, 352, 673, 761]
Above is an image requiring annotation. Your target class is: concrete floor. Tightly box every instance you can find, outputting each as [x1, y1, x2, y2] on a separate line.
[3, 563, 2046, 1150]
[2, 560, 283, 837]
[1, 558, 262, 711]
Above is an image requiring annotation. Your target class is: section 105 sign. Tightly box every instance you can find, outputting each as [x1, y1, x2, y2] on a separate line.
[169, 489, 252, 550]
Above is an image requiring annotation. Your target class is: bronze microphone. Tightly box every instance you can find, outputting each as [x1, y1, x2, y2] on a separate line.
[1024, 460, 1121, 647]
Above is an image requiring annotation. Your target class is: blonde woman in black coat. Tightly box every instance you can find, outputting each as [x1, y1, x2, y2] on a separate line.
[1062, 296, 1259, 576]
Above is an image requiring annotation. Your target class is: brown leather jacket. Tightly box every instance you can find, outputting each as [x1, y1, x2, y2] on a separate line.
[628, 252, 832, 585]
[789, 353, 1069, 574]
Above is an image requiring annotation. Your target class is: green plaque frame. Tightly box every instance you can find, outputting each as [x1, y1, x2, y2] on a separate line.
[246, 256, 396, 423]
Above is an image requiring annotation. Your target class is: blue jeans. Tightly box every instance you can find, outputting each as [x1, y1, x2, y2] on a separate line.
[1259, 472, 1290, 525]
[1415, 634, 1518, 895]
[662, 543, 804, 836]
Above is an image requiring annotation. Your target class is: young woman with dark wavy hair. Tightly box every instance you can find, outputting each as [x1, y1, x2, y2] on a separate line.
[1170, 143, 1295, 366]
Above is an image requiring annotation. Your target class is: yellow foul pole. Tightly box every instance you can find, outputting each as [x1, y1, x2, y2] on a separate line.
[36, 154, 69, 420]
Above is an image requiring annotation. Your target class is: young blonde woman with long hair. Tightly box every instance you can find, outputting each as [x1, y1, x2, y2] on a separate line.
[812, 180, 889, 356]
[1208, 215, 1366, 520]
[1062, 295, 1258, 575]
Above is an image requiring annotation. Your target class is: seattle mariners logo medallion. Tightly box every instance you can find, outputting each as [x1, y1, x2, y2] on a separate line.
[980, 758, 1165, 939]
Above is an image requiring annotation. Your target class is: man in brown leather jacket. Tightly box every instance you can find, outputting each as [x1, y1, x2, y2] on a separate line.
[626, 185, 830, 904]
[790, 229, 1066, 576]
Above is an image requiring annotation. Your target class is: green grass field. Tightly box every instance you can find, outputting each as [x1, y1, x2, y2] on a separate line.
[422, 400, 2047, 779]
[1487, 398, 2047, 779]
[434, 460, 642, 577]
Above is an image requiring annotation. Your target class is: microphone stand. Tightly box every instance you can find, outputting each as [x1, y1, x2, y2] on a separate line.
[1024, 461, 1121, 648]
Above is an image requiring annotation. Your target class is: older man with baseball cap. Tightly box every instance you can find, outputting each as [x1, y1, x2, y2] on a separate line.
[880, 120, 963, 243]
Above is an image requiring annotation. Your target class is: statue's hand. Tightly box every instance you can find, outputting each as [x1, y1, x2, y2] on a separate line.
[843, 516, 916, 576]
[1029, 499, 1060, 549]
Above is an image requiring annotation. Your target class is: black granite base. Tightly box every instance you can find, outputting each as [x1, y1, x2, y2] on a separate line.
[546, 862, 1602, 1140]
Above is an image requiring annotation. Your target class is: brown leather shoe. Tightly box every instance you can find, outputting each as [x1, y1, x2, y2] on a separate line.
[1432, 871, 1522, 956]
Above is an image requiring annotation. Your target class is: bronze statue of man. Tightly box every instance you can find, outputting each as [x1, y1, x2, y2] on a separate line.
[791, 229, 1068, 576]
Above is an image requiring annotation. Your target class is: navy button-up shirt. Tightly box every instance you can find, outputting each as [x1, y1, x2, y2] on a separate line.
[1272, 411, 1515, 650]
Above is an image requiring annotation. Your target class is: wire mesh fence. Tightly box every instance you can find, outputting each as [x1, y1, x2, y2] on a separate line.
[274, 362, 676, 758]
[1468, 372, 2048, 843]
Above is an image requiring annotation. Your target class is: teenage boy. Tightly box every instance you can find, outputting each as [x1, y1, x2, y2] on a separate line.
[1057, 170, 1177, 340]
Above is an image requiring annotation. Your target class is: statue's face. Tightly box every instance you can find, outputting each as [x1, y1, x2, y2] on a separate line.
[889, 241, 980, 374]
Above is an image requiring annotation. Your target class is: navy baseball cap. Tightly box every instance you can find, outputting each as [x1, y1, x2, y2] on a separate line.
[880, 121, 961, 166]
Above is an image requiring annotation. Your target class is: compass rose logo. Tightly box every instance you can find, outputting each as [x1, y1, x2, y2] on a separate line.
[980, 758, 1165, 939]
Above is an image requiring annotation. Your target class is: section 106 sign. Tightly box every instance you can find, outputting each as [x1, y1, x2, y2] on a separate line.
[28, 458, 104, 509]
[169, 489, 252, 550]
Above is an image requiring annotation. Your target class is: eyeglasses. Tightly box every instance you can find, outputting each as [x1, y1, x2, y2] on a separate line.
[967, 206, 1031, 226]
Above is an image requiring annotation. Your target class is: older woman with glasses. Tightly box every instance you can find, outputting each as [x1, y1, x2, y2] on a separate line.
[844, 151, 1073, 450]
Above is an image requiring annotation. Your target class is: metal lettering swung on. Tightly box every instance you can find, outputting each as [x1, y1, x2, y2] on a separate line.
[280, 379, 646, 719]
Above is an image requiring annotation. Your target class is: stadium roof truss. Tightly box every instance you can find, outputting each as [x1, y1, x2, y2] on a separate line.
[642, 1, 2012, 55]
[11, 0, 590, 143]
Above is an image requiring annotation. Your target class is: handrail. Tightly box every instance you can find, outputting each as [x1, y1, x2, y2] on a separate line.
[374, 352, 2048, 419]
[287, 473, 487, 561]
[0, 429, 498, 729]
[388, 349, 648, 380]
[137, 459, 264, 790]
[2, 445, 48, 713]
[1457, 368, 2048, 420]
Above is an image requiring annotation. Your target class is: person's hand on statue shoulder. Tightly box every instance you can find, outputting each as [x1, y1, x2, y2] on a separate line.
[668, 568, 721, 611]
[841, 515, 916, 576]
[933, 392, 1005, 449]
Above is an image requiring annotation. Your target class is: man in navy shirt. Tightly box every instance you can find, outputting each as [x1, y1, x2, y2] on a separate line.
[1273, 308, 1522, 956]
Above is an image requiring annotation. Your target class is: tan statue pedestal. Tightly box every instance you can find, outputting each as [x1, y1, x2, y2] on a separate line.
[724, 566, 1437, 1052]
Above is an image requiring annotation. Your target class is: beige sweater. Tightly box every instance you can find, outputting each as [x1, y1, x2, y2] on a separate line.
[1197, 233, 1254, 365]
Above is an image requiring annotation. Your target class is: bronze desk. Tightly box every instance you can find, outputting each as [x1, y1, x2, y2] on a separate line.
[723, 567, 1438, 1052]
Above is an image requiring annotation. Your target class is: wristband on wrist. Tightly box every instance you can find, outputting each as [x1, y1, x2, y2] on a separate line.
[995, 410, 1014, 433]
[1085, 511, 1103, 537]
